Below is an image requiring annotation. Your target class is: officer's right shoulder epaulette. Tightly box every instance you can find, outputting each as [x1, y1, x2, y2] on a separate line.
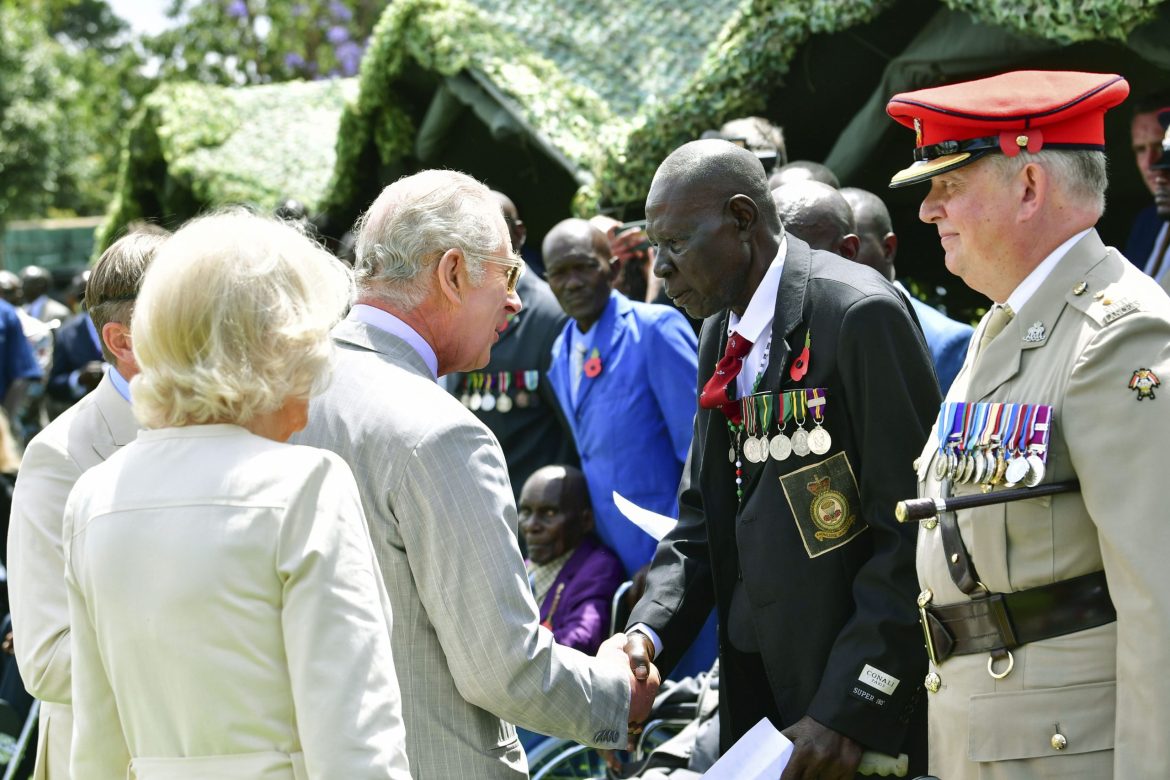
[1064, 249, 1166, 327]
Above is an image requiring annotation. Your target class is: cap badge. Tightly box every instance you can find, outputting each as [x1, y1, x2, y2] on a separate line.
[1130, 368, 1160, 401]
[999, 129, 1043, 157]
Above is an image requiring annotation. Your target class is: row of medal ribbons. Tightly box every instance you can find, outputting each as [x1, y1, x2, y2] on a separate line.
[736, 387, 831, 464]
[933, 401, 1053, 488]
[459, 370, 542, 413]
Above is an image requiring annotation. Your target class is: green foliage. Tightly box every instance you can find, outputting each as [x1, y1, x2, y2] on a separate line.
[944, 0, 1162, 44]
[96, 78, 358, 252]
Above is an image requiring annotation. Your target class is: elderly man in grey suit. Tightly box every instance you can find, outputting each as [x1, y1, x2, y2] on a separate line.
[294, 169, 659, 778]
[8, 228, 168, 780]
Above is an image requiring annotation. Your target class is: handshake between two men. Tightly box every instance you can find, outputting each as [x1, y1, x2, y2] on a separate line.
[596, 632, 662, 748]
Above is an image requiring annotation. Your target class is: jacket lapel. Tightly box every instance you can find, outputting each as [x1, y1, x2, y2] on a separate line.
[91, 374, 139, 460]
[965, 231, 1107, 402]
[332, 314, 434, 382]
[574, 292, 623, 415]
[759, 236, 810, 392]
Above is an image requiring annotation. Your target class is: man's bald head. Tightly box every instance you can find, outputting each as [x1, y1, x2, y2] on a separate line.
[648, 140, 782, 233]
[491, 190, 526, 251]
[518, 464, 594, 564]
[840, 187, 897, 281]
[769, 160, 841, 190]
[542, 218, 611, 262]
[543, 219, 614, 331]
[771, 180, 859, 259]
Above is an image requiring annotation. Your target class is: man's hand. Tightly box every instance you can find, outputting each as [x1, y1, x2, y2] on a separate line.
[600, 632, 661, 748]
[622, 629, 654, 681]
[779, 716, 862, 780]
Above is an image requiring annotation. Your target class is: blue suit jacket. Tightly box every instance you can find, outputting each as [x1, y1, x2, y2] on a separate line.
[48, 313, 103, 403]
[905, 294, 973, 395]
[548, 291, 698, 576]
[1126, 203, 1166, 272]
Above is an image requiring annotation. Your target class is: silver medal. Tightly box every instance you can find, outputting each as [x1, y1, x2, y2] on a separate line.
[934, 453, 948, 481]
[479, 393, 496, 412]
[469, 393, 482, 412]
[1003, 455, 1029, 487]
[971, 451, 986, 484]
[743, 436, 761, 464]
[807, 426, 831, 455]
[496, 393, 513, 413]
[1024, 453, 1045, 487]
[769, 433, 792, 461]
[791, 428, 811, 457]
[460, 392, 471, 408]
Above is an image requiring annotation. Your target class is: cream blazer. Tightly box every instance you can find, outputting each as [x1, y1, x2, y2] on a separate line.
[9, 374, 138, 779]
[63, 425, 411, 780]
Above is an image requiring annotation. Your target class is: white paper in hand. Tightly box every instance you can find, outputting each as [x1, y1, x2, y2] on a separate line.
[701, 717, 793, 779]
[612, 491, 677, 541]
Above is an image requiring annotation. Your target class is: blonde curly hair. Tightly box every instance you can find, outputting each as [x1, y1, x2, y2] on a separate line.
[130, 209, 353, 430]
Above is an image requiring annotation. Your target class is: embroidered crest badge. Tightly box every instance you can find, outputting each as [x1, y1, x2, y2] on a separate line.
[1129, 368, 1160, 401]
[780, 452, 867, 558]
[1022, 321, 1046, 342]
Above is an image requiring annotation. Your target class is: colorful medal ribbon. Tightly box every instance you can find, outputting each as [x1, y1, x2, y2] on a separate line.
[806, 388, 826, 425]
[1029, 405, 1052, 459]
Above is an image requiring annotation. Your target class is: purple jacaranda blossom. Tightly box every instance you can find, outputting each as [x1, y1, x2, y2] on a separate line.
[284, 52, 306, 69]
[335, 40, 363, 76]
[226, 0, 248, 18]
[329, 1, 353, 22]
[326, 25, 349, 44]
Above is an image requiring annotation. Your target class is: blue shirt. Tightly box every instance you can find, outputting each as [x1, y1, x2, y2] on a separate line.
[0, 299, 42, 398]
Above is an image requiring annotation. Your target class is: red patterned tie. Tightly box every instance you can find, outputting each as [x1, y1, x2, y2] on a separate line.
[700, 332, 754, 422]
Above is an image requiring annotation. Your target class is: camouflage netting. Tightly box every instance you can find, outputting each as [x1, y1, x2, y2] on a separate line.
[96, 78, 357, 252]
[102, 0, 1165, 246]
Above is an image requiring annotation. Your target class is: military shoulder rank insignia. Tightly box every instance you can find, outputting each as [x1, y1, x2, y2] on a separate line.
[1129, 368, 1160, 401]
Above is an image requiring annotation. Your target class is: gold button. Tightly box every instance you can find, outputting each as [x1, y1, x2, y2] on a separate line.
[923, 517, 938, 530]
[1072, 281, 1088, 296]
[925, 672, 941, 693]
[917, 589, 933, 608]
[1051, 733, 1067, 750]
[1016, 135, 1029, 147]
[1093, 291, 1105, 301]
[1103, 298, 1112, 306]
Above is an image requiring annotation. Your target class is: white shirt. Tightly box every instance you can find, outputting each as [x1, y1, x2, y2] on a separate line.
[1004, 227, 1092, 311]
[728, 237, 786, 398]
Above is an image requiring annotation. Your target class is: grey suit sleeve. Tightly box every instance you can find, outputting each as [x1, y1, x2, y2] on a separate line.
[391, 417, 630, 747]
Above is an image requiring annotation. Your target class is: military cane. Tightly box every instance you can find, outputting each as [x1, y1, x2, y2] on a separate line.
[896, 480, 1080, 523]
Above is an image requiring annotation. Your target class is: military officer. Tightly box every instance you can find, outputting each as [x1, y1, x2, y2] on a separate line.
[888, 70, 1170, 778]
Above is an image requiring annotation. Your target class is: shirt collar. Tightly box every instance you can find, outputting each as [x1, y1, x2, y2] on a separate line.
[728, 235, 786, 341]
[108, 365, 132, 403]
[1004, 227, 1092, 312]
[351, 304, 439, 379]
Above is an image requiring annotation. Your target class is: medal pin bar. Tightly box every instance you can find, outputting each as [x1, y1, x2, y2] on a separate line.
[791, 391, 811, 457]
[770, 391, 793, 461]
[496, 372, 513, 413]
[1024, 406, 1052, 487]
[806, 388, 831, 455]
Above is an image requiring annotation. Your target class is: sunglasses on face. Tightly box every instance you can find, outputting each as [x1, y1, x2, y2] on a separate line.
[464, 251, 525, 294]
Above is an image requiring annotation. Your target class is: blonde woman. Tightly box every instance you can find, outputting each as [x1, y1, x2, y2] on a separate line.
[62, 211, 411, 779]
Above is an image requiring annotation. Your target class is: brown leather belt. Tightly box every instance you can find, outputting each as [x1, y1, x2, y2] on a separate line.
[921, 571, 1115, 665]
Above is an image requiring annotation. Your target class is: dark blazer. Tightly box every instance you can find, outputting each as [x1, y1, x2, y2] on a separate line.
[628, 236, 939, 759]
[905, 293, 973, 395]
[1124, 203, 1165, 270]
[448, 269, 577, 499]
[536, 536, 625, 655]
[47, 313, 102, 404]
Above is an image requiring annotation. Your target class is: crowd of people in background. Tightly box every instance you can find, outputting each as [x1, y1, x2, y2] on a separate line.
[0, 68, 1166, 780]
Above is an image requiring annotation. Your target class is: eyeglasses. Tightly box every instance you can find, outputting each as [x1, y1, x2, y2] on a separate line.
[464, 251, 525, 294]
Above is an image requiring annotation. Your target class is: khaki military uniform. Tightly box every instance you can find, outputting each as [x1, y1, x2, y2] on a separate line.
[915, 230, 1170, 778]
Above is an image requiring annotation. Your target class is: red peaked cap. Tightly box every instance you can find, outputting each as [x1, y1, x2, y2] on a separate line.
[1152, 107, 1170, 171]
[886, 70, 1130, 188]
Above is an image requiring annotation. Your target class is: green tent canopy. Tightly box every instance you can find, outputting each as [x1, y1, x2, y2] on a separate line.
[100, 0, 1167, 317]
[96, 77, 358, 252]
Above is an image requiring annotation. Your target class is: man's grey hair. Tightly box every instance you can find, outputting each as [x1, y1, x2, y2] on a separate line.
[353, 169, 508, 310]
[88, 226, 171, 363]
[986, 150, 1108, 217]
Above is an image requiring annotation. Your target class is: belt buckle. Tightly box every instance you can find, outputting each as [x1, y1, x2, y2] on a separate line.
[917, 589, 939, 667]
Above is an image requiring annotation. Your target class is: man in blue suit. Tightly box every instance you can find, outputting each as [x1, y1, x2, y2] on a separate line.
[842, 187, 974, 393]
[545, 219, 698, 576]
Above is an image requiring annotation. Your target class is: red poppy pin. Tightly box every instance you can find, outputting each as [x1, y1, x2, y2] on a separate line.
[789, 330, 811, 382]
[583, 347, 603, 378]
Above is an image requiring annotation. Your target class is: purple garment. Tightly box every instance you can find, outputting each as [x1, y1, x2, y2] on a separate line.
[536, 536, 625, 655]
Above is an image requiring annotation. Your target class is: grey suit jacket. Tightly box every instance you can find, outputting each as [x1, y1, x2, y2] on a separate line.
[9, 373, 139, 779]
[294, 314, 629, 779]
